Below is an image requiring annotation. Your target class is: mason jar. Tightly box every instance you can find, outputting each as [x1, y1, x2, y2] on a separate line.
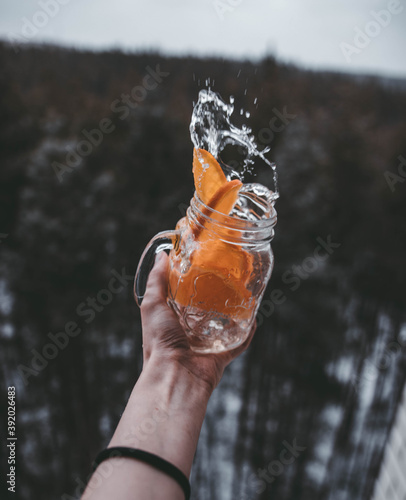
[135, 184, 277, 354]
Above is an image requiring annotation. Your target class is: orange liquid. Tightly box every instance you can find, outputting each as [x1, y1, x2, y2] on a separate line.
[168, 238, 254, 320]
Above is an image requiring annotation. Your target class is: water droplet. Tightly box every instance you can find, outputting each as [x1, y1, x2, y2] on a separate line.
[230, 96, 234, 104]
[254, 98, 258, 105]
[245, 111, 250, 118]
[237, 69, 241, 78]
[244, 89, 247, 95]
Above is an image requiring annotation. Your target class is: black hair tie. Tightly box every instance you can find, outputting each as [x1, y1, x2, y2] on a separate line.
[92, 446, 191, 500]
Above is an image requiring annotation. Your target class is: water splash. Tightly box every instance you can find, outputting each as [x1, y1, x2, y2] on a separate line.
[189, 89, 278, 201]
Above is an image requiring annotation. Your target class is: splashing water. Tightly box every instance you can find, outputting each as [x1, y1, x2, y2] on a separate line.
[189, 89, 279, 202]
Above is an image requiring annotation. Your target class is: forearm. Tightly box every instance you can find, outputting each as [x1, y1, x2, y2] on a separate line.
[83, 354, 212, 499]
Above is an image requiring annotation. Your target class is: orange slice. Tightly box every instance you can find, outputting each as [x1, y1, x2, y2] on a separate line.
[194, 178, 242, 240]
[206, 179, 242, 218]
[168, 147, 252, 317]
[192, 148, 242, 238]
[193, 148, 227, 204]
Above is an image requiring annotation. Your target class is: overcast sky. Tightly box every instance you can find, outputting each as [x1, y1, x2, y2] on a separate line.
[1, 0, 405, 78]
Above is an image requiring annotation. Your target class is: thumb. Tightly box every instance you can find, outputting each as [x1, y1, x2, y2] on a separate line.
[140, 251, 169, 311]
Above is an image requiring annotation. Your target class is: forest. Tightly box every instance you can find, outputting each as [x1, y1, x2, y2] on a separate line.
[1, 41, 406, 499]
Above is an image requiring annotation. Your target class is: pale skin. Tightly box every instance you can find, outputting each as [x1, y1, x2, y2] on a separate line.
[82, 251, 256, 500]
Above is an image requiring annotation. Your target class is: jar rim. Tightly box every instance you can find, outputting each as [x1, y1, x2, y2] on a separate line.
[191, 192, 277, 231]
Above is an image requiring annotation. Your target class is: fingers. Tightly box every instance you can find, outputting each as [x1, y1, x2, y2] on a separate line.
[141, 252, 169, 311]
[140, 252, 188, 352]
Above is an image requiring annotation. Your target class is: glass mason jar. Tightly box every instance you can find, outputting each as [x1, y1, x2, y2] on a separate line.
[135, 186, 277, 354]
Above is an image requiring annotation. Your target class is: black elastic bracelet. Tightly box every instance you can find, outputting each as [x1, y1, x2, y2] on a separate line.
[93, 446, 191, 500]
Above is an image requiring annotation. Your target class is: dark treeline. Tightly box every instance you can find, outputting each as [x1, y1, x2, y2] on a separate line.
[0, 42, 406, 500]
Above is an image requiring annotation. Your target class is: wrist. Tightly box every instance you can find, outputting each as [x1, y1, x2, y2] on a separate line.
[142, 352, 213, 407]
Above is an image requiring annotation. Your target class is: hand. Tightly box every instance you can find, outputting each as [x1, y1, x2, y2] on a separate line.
[140, 251, 256, 395]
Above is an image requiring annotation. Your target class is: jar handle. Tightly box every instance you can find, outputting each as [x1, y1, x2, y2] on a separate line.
[134, 230, 180, 306]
